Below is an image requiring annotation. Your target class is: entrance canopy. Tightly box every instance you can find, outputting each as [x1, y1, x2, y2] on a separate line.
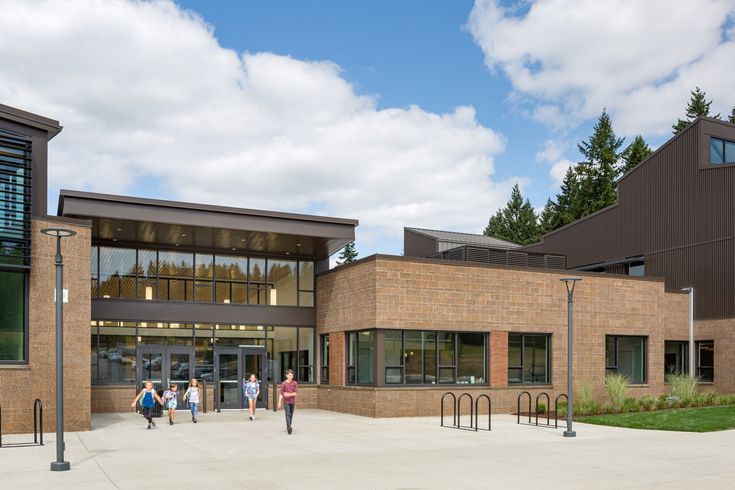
[58, 190, 357, 259]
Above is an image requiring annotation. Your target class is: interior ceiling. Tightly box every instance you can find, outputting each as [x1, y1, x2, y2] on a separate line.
[93, 218, 346, 258]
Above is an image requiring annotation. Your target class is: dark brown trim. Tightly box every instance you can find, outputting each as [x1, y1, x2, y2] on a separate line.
[91, 299, 316, 327]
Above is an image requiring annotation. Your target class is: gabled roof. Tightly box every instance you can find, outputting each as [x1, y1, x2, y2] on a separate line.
[405, 227, 520, 249]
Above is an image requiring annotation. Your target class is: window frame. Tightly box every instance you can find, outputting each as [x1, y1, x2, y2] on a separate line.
[0, 269, 29, 365]
[709, 136, 735, 165]
[664, 340, 689, 377]
[346, 330, 376, 386]
[319, 333, 329, 384]
[605, 335, 648, 384]
[507, 332, 551, 385]
[696, 340, 714, 382]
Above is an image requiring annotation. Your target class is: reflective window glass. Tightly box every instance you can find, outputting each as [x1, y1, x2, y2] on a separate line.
[268, 259, 297, 306]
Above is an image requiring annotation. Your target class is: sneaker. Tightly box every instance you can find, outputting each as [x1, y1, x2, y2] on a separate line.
[287, 426, 292, 434]
[169, 419, 173, 426]
[147, 424, 152, 430]
[249, 416, 253, 421]
[151, 420, 156, 427]
[193, 418, 197, 423]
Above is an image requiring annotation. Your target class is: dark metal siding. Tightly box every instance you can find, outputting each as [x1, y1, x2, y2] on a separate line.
[403, 228, 439, 257]
[529, 118, 735, 319]
[429, 245, 566, 270]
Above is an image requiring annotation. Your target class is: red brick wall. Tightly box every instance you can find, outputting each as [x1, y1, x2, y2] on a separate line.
[489, 331, 508, 387]
[328, 331, 346, 386]
[0, 218, 91, 433]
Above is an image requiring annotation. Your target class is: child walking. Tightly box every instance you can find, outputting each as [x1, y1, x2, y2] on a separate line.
[277, 369, 298, 434]
[244, 373, 260, 421]
[183, 378, 200, 423]
[131, 380, 163, 430]
[162, 383, 178, 425]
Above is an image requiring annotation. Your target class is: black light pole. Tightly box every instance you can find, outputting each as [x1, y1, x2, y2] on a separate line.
[560, 277, 581, 438]
[41, 227, 77, 472]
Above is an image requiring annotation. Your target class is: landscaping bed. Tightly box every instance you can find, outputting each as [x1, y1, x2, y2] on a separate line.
[576, 405, 735, 432]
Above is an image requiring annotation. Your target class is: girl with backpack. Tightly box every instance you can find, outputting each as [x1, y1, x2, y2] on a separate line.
[162, 383, 178, 425]
[244, 373, 260, 421]
[131, 380, 163, 430]
[183, 378, 201, 423]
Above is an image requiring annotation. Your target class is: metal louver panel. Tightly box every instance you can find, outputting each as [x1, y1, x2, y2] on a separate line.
[545, 255, 566, 270]
[0, 129, 32, 266]
[506, 252, 528, 267]
[527, 253, 545, 268]
[466, 246, 490, 263]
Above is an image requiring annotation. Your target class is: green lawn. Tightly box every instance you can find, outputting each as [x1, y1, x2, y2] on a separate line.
[576, 405, 735, 432]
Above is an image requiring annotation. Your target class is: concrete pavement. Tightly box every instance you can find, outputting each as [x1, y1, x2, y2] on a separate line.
[0, 409, 734, 489]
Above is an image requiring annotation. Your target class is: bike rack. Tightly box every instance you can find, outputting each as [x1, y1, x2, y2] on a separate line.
[474, 394, 491, 431]
[0, 399, 44, 448]
[535, 392, 551, 427]
[554, 394, 568, 429]
[440, 392, 457, 428]
[456, 393, 474, 430]
[517, 391, 532, 424]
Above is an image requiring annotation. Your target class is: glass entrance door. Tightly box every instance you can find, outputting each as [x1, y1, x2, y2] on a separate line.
[214, 346, 268, 410]
[137, 346, 194, 412]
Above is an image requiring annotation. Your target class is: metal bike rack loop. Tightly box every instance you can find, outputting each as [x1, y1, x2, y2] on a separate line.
[535, 392, 551, 427]
[440, 392, 457, 428]
[456, 393, 474, 430]
[554, 394, 568, 429]
[474, 394, 491, 431]
[517, 391, 532, 424]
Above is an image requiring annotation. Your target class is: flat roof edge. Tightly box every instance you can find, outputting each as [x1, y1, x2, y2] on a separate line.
[0, 103, 62, 139]
[58, 189, 359, 227]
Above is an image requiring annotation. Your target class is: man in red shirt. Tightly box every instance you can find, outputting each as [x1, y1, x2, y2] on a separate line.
[277, 368, 298, 434]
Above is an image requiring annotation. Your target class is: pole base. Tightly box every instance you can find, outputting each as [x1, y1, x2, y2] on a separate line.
[50, 461, 70, 471]
[563, 430, 577, 438]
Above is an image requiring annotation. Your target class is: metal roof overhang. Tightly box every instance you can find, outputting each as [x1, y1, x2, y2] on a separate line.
[58, 190, 358, 259]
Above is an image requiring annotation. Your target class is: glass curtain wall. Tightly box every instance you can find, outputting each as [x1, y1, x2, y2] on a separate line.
[90, 246, 315, 307]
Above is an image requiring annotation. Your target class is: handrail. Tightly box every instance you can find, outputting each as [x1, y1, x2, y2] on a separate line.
[33, 399, 43, 445]
[440, 392, 457, 428]
[456, 393, 474, 430]
[474, 394, 491, 432]
[554, 394, 568, 429]
[517, 391, 531, 424]
[535, 392, 551, 427]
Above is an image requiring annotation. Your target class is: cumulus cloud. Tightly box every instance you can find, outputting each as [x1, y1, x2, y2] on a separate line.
[535, 139, 572, 187]
[468, 0, 735, 135]
[0, 0, 514, 252]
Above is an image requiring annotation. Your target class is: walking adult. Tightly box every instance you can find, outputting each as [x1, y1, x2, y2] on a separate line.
[277, 369, 298, 434]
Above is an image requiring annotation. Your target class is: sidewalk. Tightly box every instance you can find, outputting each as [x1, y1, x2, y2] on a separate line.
[1, 409, 734, 489]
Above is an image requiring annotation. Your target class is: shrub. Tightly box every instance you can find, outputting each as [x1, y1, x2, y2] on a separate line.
[556, 400, 567, 418]
[536, 402, 546, 414]
[717, 393, 735, 406]
[622, 397, 639, 413]
[605, 373, 630, 410]
[576, 381, 594, 406]
[666, 373, 698, 402]
[639, 395, 656, 411]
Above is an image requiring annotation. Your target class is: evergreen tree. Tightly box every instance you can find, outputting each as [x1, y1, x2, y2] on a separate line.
[729, 106, 735, 124]
[538, 198, 560, 236]
[620, 135, 653, 175]
[576, 109, 624, 211]
[672, 87, 720, 134]
[336, 241, 358, 265]
[483, 183, 539, 245]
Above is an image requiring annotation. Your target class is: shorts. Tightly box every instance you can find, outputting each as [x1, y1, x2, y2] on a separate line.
[246, 395, 258, 401]
[166, 400, 177, 410]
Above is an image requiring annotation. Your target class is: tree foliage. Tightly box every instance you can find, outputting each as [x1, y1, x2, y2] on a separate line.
[483, 183, 539, 245]
[729, 106, 735, 124]
[620, 135, 653, 175]
[672, 87, 720, 134]
[336, 241, 358, 265]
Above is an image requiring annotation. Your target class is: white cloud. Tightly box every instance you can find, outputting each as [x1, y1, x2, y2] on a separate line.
[468, 0, 735, 135]
[0, 0, 516, 251]
[535, 139, 572, 187]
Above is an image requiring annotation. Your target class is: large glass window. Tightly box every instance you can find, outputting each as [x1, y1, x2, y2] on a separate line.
[508, 333, 550, 384]
[93, 321, 136, 384]
[0, 130, 32, 266]
[98, 247, 136, 299]
[346, 330, 375, 384]
[696, 340, 714, 382]
[268, 260, 297, 306]
[710, 137, 735, 165]
[91, 246, 314, 307]
[605, 335, 646, 383]
[0, 270, 25, 362]
[270, 326, 314, 383]
[664, 340, 688, 376]
[384, 330, 485, 385]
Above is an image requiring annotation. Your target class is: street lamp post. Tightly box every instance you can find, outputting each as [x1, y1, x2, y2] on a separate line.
[560, 277, 581, 438]
[41, 227, 77, 472]
[681, 287, 695, 378]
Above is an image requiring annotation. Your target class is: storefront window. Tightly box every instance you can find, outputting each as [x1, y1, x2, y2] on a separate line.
[98, 247, 136, 299]
[158, 251, 193, 301]
[457, 333, 485, 384]
[664, 340, 688, 376]
[605, 335, 646, 383]
[346, 330, 375, 384]
[94, 321, 136, 384]
[268, 259, 297, 306]
[508, 333, 550, 384]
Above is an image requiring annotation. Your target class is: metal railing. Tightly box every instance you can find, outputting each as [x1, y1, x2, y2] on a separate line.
[0, 399, 44, 448]
[516, 391, 567, 429]
[440, 392, 492, 432]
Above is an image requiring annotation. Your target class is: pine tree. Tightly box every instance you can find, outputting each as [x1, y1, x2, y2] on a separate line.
[576, 109, 624, 211]
[729, 106, 735, 124]
[672, 87, 720, 134]
[483, 183, 539, 245]
[620, 135, 653, 175]
[538, 198, 560, 236]
[336, 241, 358, 265]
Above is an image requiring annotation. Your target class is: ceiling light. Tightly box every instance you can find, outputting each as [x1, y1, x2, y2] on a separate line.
[181, 233, 187, 237]
[175, 243, 180, 247]
[231, 247, 237, 251]
[296, 243, 301, 247]
[285, 251, 290, 255]
[115, 228, 122, 232]
[112, 238, 118, 242]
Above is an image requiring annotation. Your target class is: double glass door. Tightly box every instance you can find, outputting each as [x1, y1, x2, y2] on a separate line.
[214, 346, 268, 410]
[137, 346, 194, 410]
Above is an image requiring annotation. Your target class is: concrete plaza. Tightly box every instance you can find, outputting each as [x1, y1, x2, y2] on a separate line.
[0, 409, 733, 489]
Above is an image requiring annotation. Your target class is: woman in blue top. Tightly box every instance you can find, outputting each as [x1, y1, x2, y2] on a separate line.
[244, 373, 260, 421]
[131, 380, 163, 430]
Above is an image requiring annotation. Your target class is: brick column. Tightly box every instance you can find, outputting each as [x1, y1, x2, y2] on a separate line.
[489, 331, 508, 387]
[329, 331, 346, 385]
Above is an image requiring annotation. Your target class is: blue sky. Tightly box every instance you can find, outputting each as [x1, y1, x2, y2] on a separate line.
[3, 0, 734, 259]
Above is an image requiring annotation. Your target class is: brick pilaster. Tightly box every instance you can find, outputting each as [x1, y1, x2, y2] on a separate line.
[489, 331, 508, 387]
[329, 331, 346, 385]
